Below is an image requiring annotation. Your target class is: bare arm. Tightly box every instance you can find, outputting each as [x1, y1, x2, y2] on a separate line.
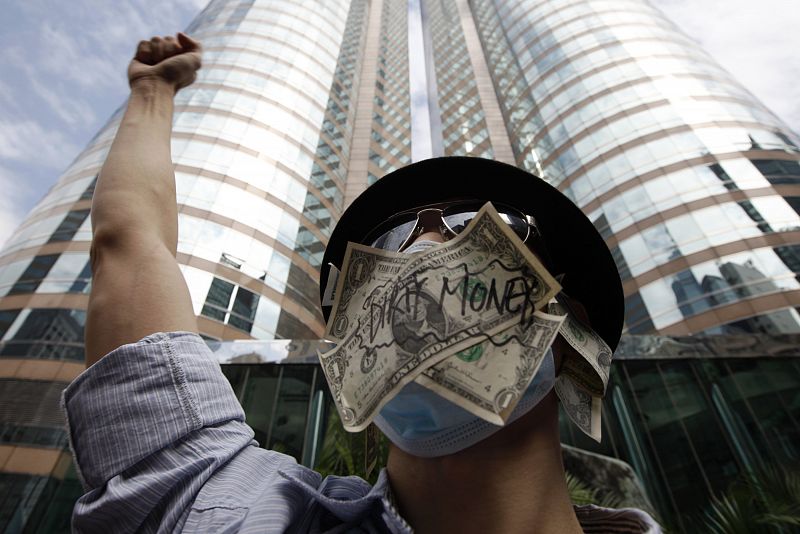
[85, 34, 202, 366]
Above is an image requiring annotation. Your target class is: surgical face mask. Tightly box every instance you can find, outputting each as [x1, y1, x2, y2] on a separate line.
[402, 239, 442, 254]
[372, 236, 557, 456]
[374, 349, 556, 457]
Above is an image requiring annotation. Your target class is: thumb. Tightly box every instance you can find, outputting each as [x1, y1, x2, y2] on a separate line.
[177, 32, 201, 53]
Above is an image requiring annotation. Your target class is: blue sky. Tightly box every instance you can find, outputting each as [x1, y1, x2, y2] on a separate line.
[0, 0, 798, 247]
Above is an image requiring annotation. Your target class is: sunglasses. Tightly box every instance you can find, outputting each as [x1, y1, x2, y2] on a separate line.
[363, 201, 540, 252]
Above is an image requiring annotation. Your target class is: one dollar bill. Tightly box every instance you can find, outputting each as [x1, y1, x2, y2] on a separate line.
[548, 300, 612, 397]
[554, 375, 602, 442]
[416, 310, 565, 425]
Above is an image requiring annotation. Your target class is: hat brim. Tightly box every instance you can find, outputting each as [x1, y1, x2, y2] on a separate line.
[320, 157, 624, 350]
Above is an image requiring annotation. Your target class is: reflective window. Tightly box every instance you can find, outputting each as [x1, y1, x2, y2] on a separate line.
[177, 214, 295, 292]
[200, 271, 273, 336]
[635, 246, 800, 331]
[623, 291, 654, 333]
[0, 308, 86, 361]
[4, 215, 66, 254]
[221, 364, 325, 461]
[751, 158, 800, 186]
[229, 287, 259, 332]
[0, 310, 20, 339]
[8, 255, 59, 296]
[0, 260, 33, 298]
[48, 209, 90, 243]
[0, 473, 53, 533]
[201, 277, 235, 322]
[251, 296, 281, 339]
[36, 254, 91, 294]
[28, 175, 96, 217]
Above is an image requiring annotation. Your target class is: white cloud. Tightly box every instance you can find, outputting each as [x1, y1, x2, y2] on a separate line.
[655, 0, 800, 136]
[0, 165, 35, 248]
[28, 76, 98, 127]
[36, 23, 121, 90]
[0, 119, 81, 169]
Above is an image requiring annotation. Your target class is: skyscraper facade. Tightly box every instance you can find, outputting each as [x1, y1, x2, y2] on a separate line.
[469, 0, 800, 336]
[1, 0, 799, 531]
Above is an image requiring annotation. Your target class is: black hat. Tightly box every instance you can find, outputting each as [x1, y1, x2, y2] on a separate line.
[320, 157, 624, 350]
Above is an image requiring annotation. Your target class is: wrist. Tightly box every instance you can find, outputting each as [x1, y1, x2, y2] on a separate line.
[129, 76, 177, 97]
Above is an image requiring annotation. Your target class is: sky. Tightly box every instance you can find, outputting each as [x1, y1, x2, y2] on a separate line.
[0, 0, 798, 248]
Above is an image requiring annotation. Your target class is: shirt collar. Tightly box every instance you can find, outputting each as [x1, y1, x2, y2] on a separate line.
[278, 468, 413, 533]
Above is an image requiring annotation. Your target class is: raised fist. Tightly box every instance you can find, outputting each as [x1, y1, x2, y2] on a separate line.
[128, 33, 202, 92]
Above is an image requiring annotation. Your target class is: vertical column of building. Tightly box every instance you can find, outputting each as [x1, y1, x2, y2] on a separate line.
[0, 1, 358, 528]
[344, 0, 384, 205]
[365, 0, 413, 186]
[468, 0, 547, 174]
[453, 0, 515, 164]
[423, 0, 494, 158]
[470, 0, 800, 335]
[277, 0, 371, 336]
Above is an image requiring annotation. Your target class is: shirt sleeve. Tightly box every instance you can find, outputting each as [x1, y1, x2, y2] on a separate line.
[62, 332, 256, 533]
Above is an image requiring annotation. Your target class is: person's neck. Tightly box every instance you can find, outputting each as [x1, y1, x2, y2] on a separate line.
[386, 392, 584, 534]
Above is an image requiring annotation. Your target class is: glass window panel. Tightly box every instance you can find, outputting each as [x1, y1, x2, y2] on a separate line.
[666, 214, 708, 256]
[68, 259, 93, 294]
[640, 225, 678, 265]
[604, 195, 631, 233]
[36, 254, 90, 294]
[0, 310, 21, 340]
[716, 359, 800, 468]
[621, 363, 709, 517]
[268, 366, 314, 460]
[251, 296, 280, 339]
[229, 287, 259, 333]
[662, 361, 739, 496]
[0, 260, 32, 298]
[8, 255, 59, 295]
[179, 266, 214, 316]
[618, 233, 653, 275]
[75, 216, 92, 243]
[201, 277, 235, 321]
[749, 197, 800, 231]
[235, 365, 281, 446]
[639, 279, 684, 328]
[624, 291, 654, 333]
[48, 210, 91, 243]
[0, 308, 86, 360]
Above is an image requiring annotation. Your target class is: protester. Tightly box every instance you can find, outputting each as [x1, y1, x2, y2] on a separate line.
[62, 33, 661, 533]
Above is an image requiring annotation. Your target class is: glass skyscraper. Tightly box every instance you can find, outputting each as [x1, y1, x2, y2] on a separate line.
[1, 0, 799, 531]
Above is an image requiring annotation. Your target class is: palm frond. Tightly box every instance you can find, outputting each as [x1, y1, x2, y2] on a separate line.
[565, 471, 622, 508]
[566, 472, 597, 505]
[701, 462, 800, 533]
[703, 493, 767, 534]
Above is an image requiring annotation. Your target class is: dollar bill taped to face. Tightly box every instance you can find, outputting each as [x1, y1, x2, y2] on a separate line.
[319, 202, 611, 441]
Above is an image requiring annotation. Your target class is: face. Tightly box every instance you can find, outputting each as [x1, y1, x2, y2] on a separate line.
[349, 200, 569, 457]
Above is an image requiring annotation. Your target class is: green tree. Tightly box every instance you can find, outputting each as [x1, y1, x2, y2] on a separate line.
[565, 472, 622, 508]
[315, 412, 389, 485]
[703, 463, 800, 533]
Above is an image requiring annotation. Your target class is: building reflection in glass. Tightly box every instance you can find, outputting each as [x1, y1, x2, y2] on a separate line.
[559, 345, 800, 532]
